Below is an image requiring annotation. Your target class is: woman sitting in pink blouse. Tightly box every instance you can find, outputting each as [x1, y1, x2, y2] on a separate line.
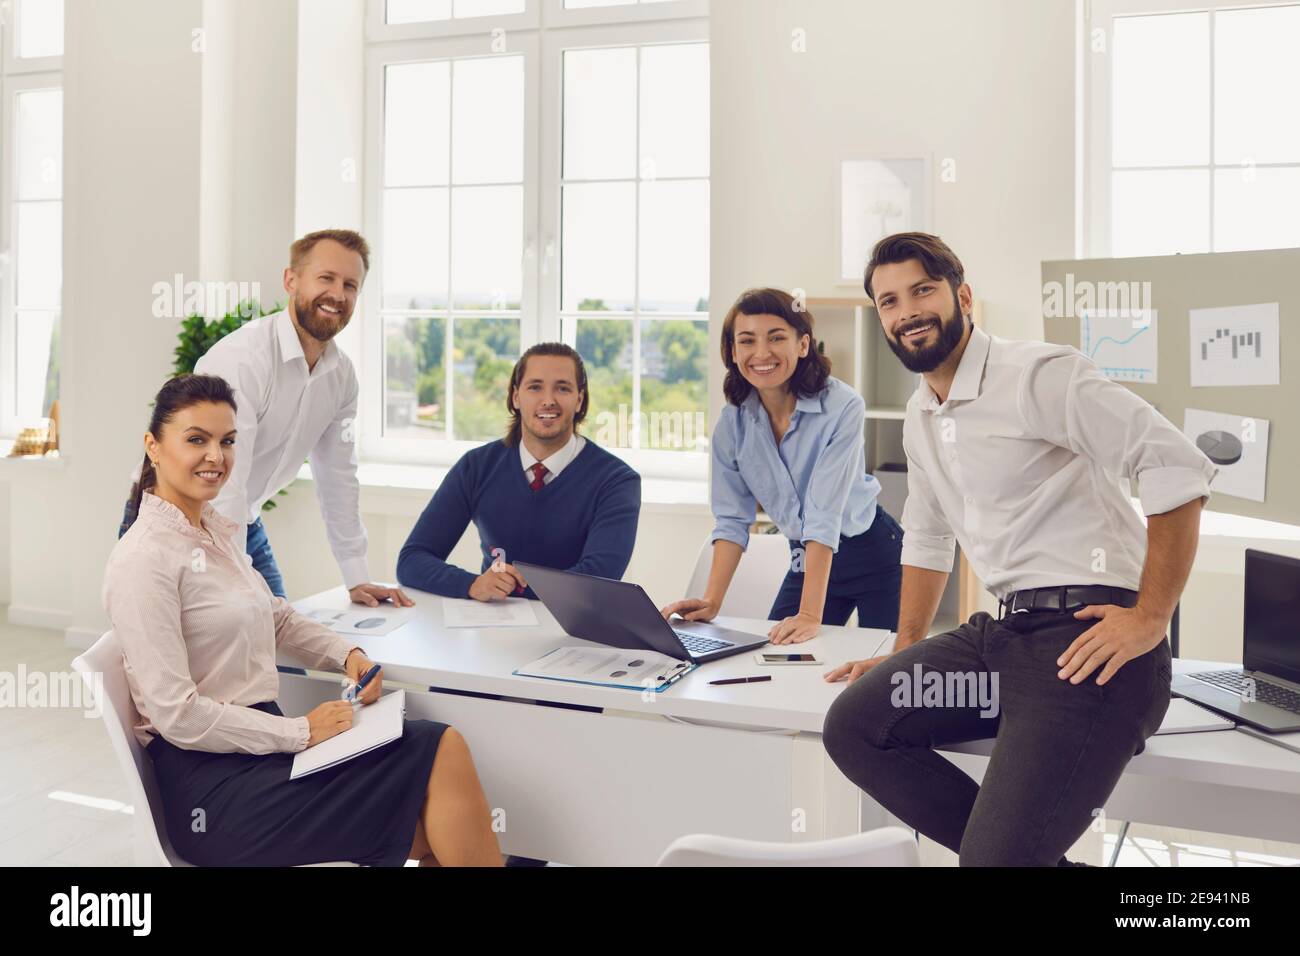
[104, 373, 501, 866]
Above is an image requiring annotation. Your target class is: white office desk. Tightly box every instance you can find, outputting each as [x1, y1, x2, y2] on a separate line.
[280, 587, 891, 865]
[280, 589, 1300, 862]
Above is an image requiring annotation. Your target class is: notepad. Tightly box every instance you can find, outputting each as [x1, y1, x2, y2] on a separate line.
[1155, 697, 1236, 735]
[290, 689, 406, 779]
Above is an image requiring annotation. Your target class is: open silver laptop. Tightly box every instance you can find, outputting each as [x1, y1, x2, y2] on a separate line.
[1172, 548, 1300, 732]
[515, 562, 770, 663]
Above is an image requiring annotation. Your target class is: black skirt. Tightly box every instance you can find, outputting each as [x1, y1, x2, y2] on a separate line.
[146, 701, 448, 867]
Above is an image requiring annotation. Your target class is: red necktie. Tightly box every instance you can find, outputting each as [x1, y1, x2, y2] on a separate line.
[529, 462, 549, 491]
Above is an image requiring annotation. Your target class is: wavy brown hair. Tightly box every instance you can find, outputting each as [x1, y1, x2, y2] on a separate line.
[721, 288, 831, 406]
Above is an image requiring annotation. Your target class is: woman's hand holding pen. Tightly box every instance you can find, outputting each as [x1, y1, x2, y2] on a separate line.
[344, 649, 383, 705]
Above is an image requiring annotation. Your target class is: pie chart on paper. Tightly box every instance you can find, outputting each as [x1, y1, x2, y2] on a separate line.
[1195, 429, 1243, 466]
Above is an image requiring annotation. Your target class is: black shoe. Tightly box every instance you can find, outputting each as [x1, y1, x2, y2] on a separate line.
[1057, 857, 1092, 867]
[505, 855, 549, 867]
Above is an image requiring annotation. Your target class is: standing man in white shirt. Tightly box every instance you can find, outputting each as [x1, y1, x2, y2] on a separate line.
[822, 232, 1216, 866]
[195, 229, 411, 608]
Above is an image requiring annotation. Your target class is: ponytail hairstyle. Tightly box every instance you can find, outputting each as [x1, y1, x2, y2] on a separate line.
[120, 374, 238, 536]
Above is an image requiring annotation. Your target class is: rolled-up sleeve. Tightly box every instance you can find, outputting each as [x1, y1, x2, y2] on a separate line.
[1018, 350, 1217, 517]
[709, 409, 756, 551]
[104, 550, 310, 754]
[801, 394, 867, 553]
[900, 424, 957, 573]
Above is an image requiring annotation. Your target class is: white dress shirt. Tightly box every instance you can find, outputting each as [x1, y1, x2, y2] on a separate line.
[195, 310, 369, 588]
[900, 325, 1217, 600]
[519, 432, 587, 485]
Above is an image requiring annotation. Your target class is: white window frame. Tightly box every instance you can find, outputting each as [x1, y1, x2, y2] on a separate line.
[1083, 0, 1300, 257]
[0, 0, 63, 439]
[362, 0, 710, 480]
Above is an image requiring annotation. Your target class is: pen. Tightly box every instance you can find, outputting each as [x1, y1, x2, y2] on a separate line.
[346, 663, 382, 703]
[708, 675, 772, 686]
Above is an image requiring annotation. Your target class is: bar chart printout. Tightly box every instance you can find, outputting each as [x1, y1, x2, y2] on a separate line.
[1189, 302, 1280, 388]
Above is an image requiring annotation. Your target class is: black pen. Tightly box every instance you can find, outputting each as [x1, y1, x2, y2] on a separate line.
[708, 675, 772, 686]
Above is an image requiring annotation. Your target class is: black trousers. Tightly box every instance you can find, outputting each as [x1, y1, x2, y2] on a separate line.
[822, 609, 1172, 866]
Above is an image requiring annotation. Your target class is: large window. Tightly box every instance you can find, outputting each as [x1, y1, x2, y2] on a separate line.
[1085, 0, 1300, 257]
[0, 0, 63, 441]
[365, 0, 709, 477]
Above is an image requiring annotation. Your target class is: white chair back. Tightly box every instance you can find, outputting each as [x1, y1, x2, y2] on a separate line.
[657, 826, 921, 867]
[71, 631, 191, 866]
[684, 533, 794, 618]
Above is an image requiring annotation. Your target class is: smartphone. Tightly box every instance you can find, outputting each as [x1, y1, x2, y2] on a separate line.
[754, 652, 822, 665]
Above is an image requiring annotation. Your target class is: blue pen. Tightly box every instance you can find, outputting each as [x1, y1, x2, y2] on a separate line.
[346, 663, 382, 703]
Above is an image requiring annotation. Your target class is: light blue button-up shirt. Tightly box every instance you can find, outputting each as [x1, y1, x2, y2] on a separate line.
[710, 376, 880, 554]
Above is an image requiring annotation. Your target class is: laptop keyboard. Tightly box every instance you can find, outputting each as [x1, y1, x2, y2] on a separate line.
[673, 629, 732, 655]
[1191, 670, 1300, 715]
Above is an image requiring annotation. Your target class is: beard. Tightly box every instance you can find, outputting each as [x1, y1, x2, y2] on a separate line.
[885, 302, 968, 373]
[294, 291, 352, 343]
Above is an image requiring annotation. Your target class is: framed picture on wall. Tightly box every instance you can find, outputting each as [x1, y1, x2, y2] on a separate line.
[837, 157, 931, 285]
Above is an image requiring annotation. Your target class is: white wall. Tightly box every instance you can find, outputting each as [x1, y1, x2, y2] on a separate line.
[0, 0, 1290, 662]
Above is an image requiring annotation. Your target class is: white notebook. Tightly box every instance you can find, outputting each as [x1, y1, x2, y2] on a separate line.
[290, 689, 406, 779]
[1155, 697, 1236, 735]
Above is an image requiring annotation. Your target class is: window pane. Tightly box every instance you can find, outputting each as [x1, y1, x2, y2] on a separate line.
[639, 180, 709, 312]
[452, 56, 524, 185]
[383, 188, 449, 310]
[15, 201, 62, 309]
[385, 62, 450, 187]
[1215, 5, 1300, 165]
[16, 90, 62, 201]
[451, 186, 523, 309]
[640, 319, 707, 453]
[562, 182, 636, 311]
[17, 0, 63, 58]
[563, 48, 637, 180]
[452, 317, 519, 440]
[565, 0, 636, 7]
[387, 0, 452, 24]
[1214, 167, 1300, 253]
[575, 318, 633, 449]
[1112, 13, 1209, 167]
[385, 315, 447, 439]
[640, 43, 709, 179]
[1111, 169, 1209, 257]
[453, 0, 526, 15]
[15, 312, 59, 422]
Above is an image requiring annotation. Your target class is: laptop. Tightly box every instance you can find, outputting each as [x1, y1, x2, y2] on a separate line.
[1172, 548, 1300, 733]
[514, 562, 771, 663]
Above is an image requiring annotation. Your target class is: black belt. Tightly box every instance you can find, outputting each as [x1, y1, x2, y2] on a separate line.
[998, 585, 1138, 619]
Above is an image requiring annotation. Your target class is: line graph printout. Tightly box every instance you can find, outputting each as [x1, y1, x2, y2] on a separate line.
[1080, 309, 1158, 383]
[1189, 302, 1280, 388]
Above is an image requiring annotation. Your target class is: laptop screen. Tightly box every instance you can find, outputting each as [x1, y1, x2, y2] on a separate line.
[1244, 549, 1300, 685]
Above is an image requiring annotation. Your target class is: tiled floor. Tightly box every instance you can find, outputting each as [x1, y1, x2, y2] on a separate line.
[3, 617, 1298, 867]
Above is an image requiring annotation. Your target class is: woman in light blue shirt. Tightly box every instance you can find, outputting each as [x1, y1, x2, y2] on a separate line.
[661, 288, 903, 644]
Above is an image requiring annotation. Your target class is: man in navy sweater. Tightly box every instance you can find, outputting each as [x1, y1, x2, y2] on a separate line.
[397, 343, 641, 601]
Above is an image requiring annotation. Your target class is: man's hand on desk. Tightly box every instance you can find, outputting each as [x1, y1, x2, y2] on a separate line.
[469, 563, 528, 602]
[1059, 603, 1167, 686]
[349, 583, 415, 608]
[824, 655, 890, 685]
[344, 649, 383, 705]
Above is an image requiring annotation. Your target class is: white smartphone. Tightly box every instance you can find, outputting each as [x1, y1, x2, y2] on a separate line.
[754, 651, 823, 666]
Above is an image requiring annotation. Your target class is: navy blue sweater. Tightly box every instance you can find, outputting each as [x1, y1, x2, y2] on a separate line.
[396, 438, 642, 599]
